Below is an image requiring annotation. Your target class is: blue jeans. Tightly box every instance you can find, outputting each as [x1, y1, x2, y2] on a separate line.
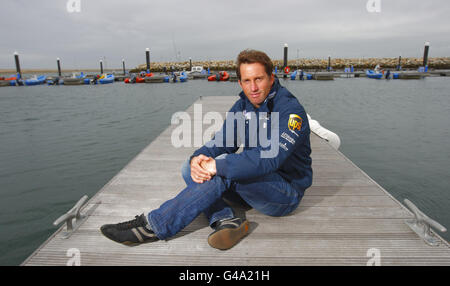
[147, 157, 304, 240]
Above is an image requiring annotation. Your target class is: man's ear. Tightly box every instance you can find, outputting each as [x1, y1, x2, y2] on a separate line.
[238, 79, 242, 89]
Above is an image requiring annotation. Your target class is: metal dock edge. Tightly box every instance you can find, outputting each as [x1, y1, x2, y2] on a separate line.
[23, 96, 450, 266]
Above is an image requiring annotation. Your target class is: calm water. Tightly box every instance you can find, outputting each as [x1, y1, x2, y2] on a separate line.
[0, 77, 449, 265]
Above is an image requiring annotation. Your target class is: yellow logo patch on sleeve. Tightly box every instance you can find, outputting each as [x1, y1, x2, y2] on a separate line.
[288, 114, 302, 132]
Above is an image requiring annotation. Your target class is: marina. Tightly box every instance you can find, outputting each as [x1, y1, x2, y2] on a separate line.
[0, 0, 450, 274]
[22, 96, 450, 266]
[2, 0, 450, 269]
[2, 69, 450, 87]
[2, 50, 449, 86]
[1, 41, 450, 87]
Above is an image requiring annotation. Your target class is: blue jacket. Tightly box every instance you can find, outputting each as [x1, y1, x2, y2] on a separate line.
[192, 77, 312, 192]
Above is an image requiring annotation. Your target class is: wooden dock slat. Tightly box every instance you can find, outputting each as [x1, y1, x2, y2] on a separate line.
[22, 96, 450, 266]
[89, 204, 411, 219]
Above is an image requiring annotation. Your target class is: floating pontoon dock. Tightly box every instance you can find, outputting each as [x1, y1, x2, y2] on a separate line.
[23, 96, 450, 266]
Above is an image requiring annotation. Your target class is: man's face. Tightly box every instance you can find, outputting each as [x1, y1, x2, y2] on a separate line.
[238, 63, 274, 108]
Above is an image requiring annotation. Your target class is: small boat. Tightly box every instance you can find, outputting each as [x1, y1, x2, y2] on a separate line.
[125, 76, 145, 83]
[126, 76, 146, 83]
[25, 75, 47, 86]
[208, 71, 229, 81]
[124, 73, 147, 83]
[82, 74, 97, 85]
[290, 70, 297, 80]
[5, 76, 17, 81]
[190, 66, 204, 73]
[63, 72, 86, 85]
[98, 74, 115, 84]
[46, 76, 62, 85]
[166, 74, 178, 83]
[366, 69, 383, 79]
[5, 76, 16, 86]
[187, 66, 207, 79]
[159, 72, 182, 83]
[84, 75, 103, 85]
[76, 72, 86, 79]
[295, 71, 312, 80]
[179, 72, 188, 82]
[4, 75, 23, 86]
[291, 70, 312, 80]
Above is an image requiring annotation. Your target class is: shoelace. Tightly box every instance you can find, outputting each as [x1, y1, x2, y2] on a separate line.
[217, 218, 241, 229]
[116, 215, 144, 230]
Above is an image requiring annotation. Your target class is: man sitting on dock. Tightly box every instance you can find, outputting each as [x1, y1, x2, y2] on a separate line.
[100, 49, 313, 250]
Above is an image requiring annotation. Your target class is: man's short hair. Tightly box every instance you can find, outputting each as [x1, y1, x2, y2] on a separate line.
[236, 49, 273, 80]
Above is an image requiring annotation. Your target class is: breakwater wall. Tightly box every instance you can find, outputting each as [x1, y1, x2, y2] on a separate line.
[131, 57, 450, 72]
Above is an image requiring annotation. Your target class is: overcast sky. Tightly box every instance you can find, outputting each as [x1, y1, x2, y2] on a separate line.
[1, 0, 450, 69]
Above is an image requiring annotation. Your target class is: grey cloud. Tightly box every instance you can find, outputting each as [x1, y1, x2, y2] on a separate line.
[1, 0, 449, 69]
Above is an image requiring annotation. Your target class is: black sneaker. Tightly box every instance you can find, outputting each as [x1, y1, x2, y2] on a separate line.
[208, 217, 249, 250]
[100, 214, 158, 246]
